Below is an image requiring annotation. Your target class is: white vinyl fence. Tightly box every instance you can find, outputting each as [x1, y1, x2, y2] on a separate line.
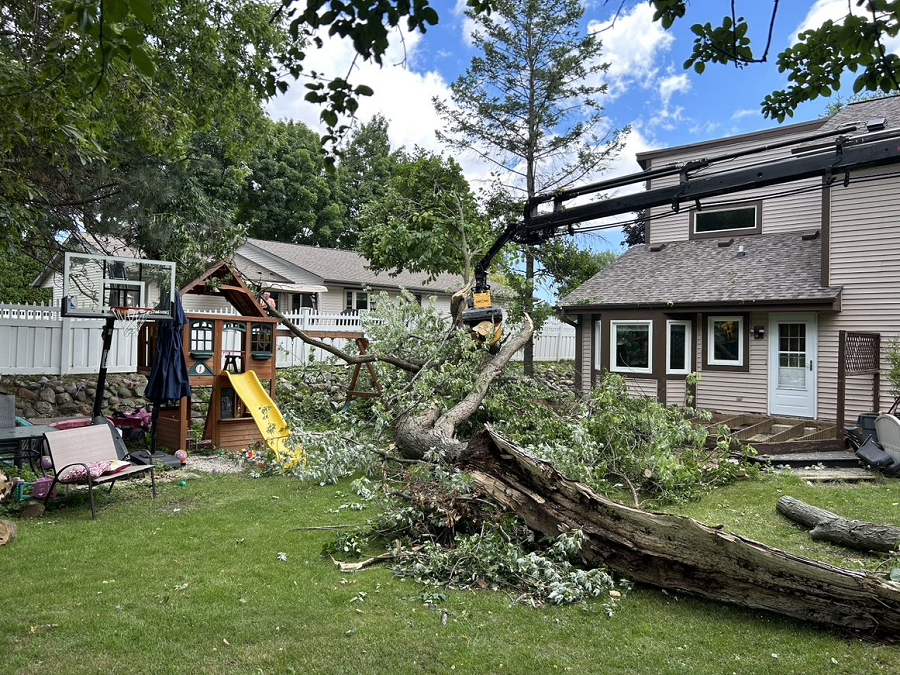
[0, 303, 574, 375]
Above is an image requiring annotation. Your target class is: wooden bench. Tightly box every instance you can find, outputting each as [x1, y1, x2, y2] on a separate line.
[43, 425, 156, 519]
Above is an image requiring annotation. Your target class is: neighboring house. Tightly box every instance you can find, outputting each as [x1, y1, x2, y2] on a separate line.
[559, 96, 900, 424]
[34, 235, 464, 317]
[223, 238, 463, 316]
[33, 234, 146, 310]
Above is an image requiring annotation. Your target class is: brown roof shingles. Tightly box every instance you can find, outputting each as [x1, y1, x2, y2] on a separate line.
[560, 231, 841, 308]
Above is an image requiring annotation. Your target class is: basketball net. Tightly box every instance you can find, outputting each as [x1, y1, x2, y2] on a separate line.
[111, 307, 154, 339]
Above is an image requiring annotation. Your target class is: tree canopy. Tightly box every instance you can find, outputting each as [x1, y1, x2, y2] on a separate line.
[1, 0, 297, 278]
[356, 149, 492, 284]
[240, 120, 344, 247]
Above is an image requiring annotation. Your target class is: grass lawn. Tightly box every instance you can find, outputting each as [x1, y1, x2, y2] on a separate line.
[2, 469, 900, 674]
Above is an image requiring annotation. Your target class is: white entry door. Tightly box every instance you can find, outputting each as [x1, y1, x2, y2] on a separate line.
[768, 314, 817, 418]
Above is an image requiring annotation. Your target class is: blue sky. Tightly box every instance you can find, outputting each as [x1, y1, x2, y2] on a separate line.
[266, 1, 870, 268]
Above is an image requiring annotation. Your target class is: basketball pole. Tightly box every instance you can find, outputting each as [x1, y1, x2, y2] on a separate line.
[92, 316, 116, 419]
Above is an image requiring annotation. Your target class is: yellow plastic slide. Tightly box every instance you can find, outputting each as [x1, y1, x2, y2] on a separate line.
[223, 370, 300, 463]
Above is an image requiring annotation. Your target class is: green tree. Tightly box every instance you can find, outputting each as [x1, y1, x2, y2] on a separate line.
[335, 114, 400, 248]
[538, 241, 617, 299]
[1, 0, 295, 269]
[434, 0, 625, 374]
[356, 149, 491, 284]
[650, 0, 900, 120]
[0, 242, 53, 304]
[241, 120, 344, 247]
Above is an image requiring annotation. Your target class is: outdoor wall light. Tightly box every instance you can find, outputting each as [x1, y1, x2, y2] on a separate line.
[753, 326, 765, 339]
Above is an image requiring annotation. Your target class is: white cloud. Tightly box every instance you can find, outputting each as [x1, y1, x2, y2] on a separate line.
[454, 0, 479, 47]
[658, 74, 690, 110]
[790, 0, 848, 44]
[587, 3, 675, 97]
[731, 108, 759, 120]
[265, 26, 494, 185]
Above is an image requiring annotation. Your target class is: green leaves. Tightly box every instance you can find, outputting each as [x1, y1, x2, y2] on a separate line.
[649, 1, 900, 120]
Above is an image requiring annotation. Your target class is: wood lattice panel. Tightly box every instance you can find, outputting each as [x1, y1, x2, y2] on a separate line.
[844, 332, 880, 374]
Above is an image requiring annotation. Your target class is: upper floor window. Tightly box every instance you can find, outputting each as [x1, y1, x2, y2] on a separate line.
[690, 203, 761, 239]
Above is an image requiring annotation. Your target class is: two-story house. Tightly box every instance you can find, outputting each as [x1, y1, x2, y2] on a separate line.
[559, 95, 900, 426]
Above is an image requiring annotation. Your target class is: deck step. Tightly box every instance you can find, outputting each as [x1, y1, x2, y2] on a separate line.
[775, 467, 880, 482]
[751, 450, 859, 468]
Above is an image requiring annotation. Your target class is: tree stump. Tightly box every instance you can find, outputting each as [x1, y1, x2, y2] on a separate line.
[457, 428, 900, 640]
[776, 496, 900, 553]
[0, 520, 17, 546]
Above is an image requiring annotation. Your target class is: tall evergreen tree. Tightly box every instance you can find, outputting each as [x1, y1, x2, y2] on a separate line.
[434, 0, 625, 374]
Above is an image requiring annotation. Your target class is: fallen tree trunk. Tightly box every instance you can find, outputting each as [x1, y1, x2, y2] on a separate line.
[394, 315, 533, 460]
[458, 428, 900, 639]
[776, 496, 900, 553]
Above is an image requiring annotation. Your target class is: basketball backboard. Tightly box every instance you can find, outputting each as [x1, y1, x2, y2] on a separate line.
[62, 252, 177, 319]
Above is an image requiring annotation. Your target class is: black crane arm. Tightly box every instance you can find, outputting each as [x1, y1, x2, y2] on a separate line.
[472, 125, 900, 294]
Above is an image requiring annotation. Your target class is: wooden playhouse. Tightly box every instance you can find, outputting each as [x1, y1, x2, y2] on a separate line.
[137, 261, 281, 452]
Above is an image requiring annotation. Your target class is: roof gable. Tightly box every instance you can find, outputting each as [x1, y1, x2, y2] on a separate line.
[181, 260, 268, 318]
[243, 238, 462, 295]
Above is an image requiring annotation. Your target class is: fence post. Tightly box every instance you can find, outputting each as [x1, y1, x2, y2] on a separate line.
[59, 315, 72, 375]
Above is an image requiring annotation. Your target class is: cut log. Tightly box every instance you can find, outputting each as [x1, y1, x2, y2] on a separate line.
[457, 427, 900, 640]
[776, 496, 900, 553]
[0, 519, 17, 546]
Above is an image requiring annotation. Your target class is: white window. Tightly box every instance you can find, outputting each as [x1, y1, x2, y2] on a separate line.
[666, 320, 691, 374]
[610, 320, 652, 374]
[707, 316, 744, 366]
[594, 319, 602, 371]
[344, 290, 368, 311]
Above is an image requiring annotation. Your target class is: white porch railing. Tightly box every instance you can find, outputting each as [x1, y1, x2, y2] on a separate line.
[0, 302, 575, 375]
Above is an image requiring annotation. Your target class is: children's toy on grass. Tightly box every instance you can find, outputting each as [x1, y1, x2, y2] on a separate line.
[174, 449, 188, 465]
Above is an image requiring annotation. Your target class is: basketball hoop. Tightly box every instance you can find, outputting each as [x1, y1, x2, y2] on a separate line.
[111, 307, 154, 338]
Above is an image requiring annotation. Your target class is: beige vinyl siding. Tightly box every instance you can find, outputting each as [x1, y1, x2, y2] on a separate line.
[818, 168, 900, 422]
[695, 312, 769, 415]
[581, 318, 594, 394]
[645, 126, 826, 245]
[666, 379, 686, 407]
[625, 377, 657, 399]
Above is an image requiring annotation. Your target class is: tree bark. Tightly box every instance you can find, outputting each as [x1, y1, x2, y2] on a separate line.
[394, 316, 534, 460]
[457, 428, 900, 639]
[776, 496, 900, 553]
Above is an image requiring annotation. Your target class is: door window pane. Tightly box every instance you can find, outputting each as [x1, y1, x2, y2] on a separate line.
[777, 323, 807, 390]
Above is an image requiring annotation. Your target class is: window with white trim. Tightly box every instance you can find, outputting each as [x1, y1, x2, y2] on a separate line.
[344, 290, 369, 311]
[594, 319, 602, 371]
[707, 316, 744, 366]
[610, 320, 652, 374]
[666, 320, 691, 374]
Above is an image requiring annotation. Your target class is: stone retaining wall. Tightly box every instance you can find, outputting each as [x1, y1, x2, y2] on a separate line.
[0, 374, 149, 421]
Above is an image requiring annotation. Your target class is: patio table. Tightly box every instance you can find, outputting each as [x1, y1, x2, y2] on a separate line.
[0, 424, 55, 470]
